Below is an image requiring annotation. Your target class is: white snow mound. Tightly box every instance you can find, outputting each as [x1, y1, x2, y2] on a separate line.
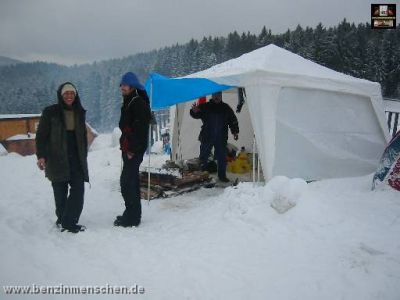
[266, 176, 308, 213]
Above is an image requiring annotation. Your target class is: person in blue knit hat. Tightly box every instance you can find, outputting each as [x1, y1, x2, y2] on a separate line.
[114, 72, 151, 227]
[120, 72, 145, 90]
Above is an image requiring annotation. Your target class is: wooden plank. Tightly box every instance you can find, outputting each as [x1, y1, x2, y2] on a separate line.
[138, 170, 210, 199]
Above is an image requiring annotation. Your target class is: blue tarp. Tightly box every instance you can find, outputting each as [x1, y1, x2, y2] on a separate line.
[145, 73, 233, 110]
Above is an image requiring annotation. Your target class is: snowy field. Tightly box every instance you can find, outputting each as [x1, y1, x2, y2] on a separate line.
[1, 134, 400, 299]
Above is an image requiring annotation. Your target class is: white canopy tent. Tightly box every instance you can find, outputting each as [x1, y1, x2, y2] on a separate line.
[168, 44, 390, 181]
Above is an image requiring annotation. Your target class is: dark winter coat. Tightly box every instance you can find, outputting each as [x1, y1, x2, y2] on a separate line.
[190, 100, 239, 143]
[119, 90, 152, 155]
[35, 82, 89, 182]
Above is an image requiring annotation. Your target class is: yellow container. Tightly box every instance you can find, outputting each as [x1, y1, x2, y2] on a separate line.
[229, 150, 251, 174]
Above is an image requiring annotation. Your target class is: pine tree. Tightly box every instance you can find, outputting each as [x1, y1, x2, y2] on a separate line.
[225, 31, 242, 59]
[381, 30, 400, 97]
[257, 26, 272, 47]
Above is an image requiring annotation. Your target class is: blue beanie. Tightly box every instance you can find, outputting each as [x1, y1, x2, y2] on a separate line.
[120, 72, 144, 90]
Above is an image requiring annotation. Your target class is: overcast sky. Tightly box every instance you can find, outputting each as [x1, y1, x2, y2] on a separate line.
[0, 0, 390, 65]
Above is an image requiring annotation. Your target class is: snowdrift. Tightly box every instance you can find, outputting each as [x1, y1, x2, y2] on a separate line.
[0, 134, 399, 300]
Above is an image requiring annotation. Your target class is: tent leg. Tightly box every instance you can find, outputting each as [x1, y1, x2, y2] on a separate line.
[176, 104, 181, 162]
[252, 135, 256, 185]
[257, 152, 261, 183]
[147, 126, 151, 205]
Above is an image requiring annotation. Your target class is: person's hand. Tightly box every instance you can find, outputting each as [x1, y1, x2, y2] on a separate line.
[37, 158, 46, 170]
[191, 103, 200, 113]
[233, 134, 239, 141]
[127, 152, 134, 160]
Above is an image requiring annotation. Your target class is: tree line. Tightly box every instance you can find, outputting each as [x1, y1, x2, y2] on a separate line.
[0, 19, 398, 131]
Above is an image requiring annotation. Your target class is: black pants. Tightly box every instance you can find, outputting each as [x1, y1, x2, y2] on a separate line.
[51, 130, 85, 227]
[199, 139, 227, 179]
[120, 152, 143, 224]
[51, 168, 84, 227]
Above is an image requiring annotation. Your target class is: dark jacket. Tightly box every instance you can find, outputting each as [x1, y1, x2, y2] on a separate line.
[119, 90, 152, 155]
[35, 82, 89, 182]
[190, 99, 239, 143]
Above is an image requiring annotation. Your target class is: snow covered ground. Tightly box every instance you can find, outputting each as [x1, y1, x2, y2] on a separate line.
[1, 134, 400, 300]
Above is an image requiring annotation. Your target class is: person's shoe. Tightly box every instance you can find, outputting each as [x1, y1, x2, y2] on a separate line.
[61, 224, 86, 233]
[218, 176, 230, 183]
[132, 220, 141, 227]
[75, 224, 86, 231]
[55, 219, 62, 228]
[114, 214, 125, 226]
[114, 217, 124, 227]
[114, 216, 140, 228]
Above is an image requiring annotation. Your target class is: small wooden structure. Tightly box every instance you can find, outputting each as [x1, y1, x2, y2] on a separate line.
[0, 114, 98, 156]
[139, 167, 211, 199]
[0, 114, 40, 156]
[0, 114, 41, 141]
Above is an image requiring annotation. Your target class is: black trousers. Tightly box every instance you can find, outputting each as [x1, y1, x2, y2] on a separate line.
[199, 139, 227, 179]
[51, 130, 85, 227]
[51, 167, 84, 227]
[120, 152, 143, 224]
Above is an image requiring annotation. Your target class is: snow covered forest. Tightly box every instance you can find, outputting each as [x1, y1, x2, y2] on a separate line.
[0, 19, 399, 131]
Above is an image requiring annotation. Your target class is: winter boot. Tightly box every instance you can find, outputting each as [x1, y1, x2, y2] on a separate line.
[218, 176, 230, 183]
[61, 224, 86, 233]
[114, 214, 140, 227]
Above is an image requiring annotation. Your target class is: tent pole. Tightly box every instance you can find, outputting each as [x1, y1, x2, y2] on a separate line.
[252, 134, 256, 185]
[176, 105, 180, 161]
[257, 151, 260, 183]
[147, 81, 153, 205]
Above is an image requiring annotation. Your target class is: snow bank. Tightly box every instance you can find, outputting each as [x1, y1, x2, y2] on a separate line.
[0, 134, 399, 300]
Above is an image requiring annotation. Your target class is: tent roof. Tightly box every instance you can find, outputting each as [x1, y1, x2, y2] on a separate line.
[146, 44, 382, 110]
[189, 44, 375, 86]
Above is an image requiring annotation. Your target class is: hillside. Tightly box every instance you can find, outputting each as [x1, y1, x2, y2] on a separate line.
[0, 56, 22, 67]
[0, 20, 399, 131]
